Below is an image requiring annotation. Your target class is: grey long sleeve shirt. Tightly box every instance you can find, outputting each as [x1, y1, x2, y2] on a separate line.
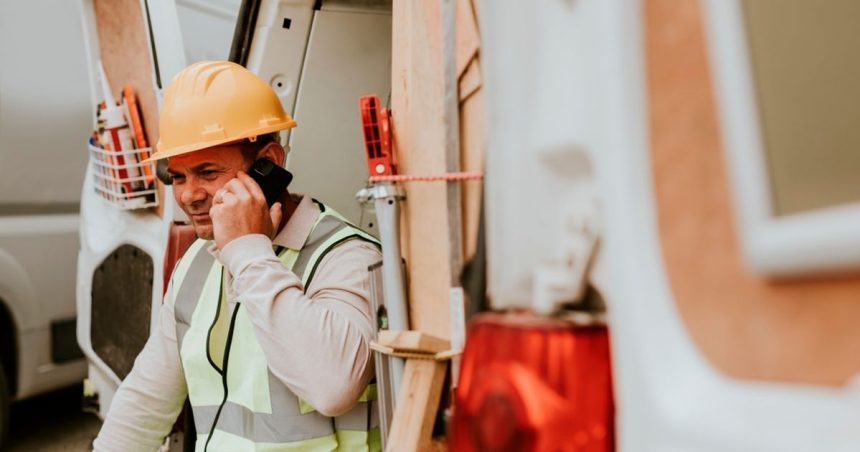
[94, 195, 381, 451]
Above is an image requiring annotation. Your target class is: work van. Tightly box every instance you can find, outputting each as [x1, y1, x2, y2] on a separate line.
[0, 0, 95, 443]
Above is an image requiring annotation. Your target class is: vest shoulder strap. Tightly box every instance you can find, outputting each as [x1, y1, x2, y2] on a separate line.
[285, 204, 380, 290]
[173, 239, 215, 322]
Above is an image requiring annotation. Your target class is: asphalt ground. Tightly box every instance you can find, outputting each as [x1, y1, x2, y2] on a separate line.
[7, 384, 101, 451]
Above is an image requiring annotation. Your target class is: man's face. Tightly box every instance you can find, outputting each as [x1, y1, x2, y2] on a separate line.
[167, 145, 250, 239]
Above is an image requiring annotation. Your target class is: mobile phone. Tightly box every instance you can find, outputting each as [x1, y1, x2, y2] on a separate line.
[249, 159, 293, 206]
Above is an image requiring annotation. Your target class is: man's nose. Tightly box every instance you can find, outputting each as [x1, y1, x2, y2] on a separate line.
[179, 181, 209, 207]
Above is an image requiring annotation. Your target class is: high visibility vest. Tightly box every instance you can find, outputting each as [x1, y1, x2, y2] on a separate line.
[172, 203, 382, 451]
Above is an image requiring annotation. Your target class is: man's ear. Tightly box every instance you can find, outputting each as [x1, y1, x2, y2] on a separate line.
[258, 141, 286, 167]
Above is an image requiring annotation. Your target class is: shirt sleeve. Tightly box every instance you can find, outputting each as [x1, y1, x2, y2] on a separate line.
[218, 233, 382, 417]
[93, 281, 188, 452]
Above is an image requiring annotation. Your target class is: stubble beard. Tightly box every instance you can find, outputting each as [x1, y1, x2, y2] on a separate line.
[193, 222, 214, 240]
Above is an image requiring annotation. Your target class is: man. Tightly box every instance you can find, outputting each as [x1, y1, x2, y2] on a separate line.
[94, 61, 382, 451]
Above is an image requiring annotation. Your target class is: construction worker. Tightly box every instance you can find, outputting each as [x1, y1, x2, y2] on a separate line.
[93, 61, 382, 451]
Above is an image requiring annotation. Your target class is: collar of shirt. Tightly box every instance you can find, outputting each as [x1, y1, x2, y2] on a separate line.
[271, 193, 319, 250]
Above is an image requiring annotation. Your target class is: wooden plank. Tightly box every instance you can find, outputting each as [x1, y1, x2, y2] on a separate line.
[387, 2, 485, 448]
[456, 0, 480, 78]
[385, 359, 448, 452]
[392, 0, 452, 339]
[459, 68, 484, 262]
[377, 331, 450, 354]
[458, 57, 482, 102]
[456, 0, 484, 269]
[391, 0, 485, 343]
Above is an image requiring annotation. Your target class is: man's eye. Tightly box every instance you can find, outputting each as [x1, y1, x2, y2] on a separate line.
[200, 170, 217, 177]
[170, 175, 185, 183]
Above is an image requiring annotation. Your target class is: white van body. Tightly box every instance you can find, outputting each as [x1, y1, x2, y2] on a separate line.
[0, 0, 94, 440]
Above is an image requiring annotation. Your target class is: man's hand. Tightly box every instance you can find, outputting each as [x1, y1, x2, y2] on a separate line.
[210, 171, 283, 249]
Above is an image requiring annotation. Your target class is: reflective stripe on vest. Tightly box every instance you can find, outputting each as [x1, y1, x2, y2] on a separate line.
[172, 205, 381, 451]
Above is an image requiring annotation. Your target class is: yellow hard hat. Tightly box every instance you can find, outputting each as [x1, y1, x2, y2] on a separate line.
[149, 60, 296, 161]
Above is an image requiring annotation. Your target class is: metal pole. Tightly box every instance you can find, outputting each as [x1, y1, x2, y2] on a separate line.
[367, 261, 393, 448]
[357, 183, 409, 422]
[371, 183, 409, 397]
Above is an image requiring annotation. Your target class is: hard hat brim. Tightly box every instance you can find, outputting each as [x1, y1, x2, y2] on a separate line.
[143, 119, 296, 163]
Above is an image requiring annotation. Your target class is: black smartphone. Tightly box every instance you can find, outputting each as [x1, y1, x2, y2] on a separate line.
[249, 159, 293, 206]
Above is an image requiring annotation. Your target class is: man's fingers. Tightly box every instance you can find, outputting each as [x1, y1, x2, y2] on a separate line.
[269, 202, 282, 237]
[224, 178, 253, 202]
[210, 173, 280, 249]
[236, 171, 267, 205]
[221, 191, 238, 205]
[209, 202, 223, 220]
[214, 181, 245, 205]
[216, 179, 252, 205]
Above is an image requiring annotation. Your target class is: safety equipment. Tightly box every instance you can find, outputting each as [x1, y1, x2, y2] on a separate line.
[449, 313, 614, 451]
[150, 60, 297, 161]
[172, 203, 381, 451]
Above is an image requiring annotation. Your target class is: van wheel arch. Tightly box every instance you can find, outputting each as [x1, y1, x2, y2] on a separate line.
[0, 359, 8, 447]
[0, 301, 13, 448]
[0, 301, 17, 398]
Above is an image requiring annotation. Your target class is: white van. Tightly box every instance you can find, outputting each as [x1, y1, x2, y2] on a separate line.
[0, 0, 94, 444]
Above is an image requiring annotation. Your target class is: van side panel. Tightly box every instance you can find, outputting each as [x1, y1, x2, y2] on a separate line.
[0, 215, 86, 399]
